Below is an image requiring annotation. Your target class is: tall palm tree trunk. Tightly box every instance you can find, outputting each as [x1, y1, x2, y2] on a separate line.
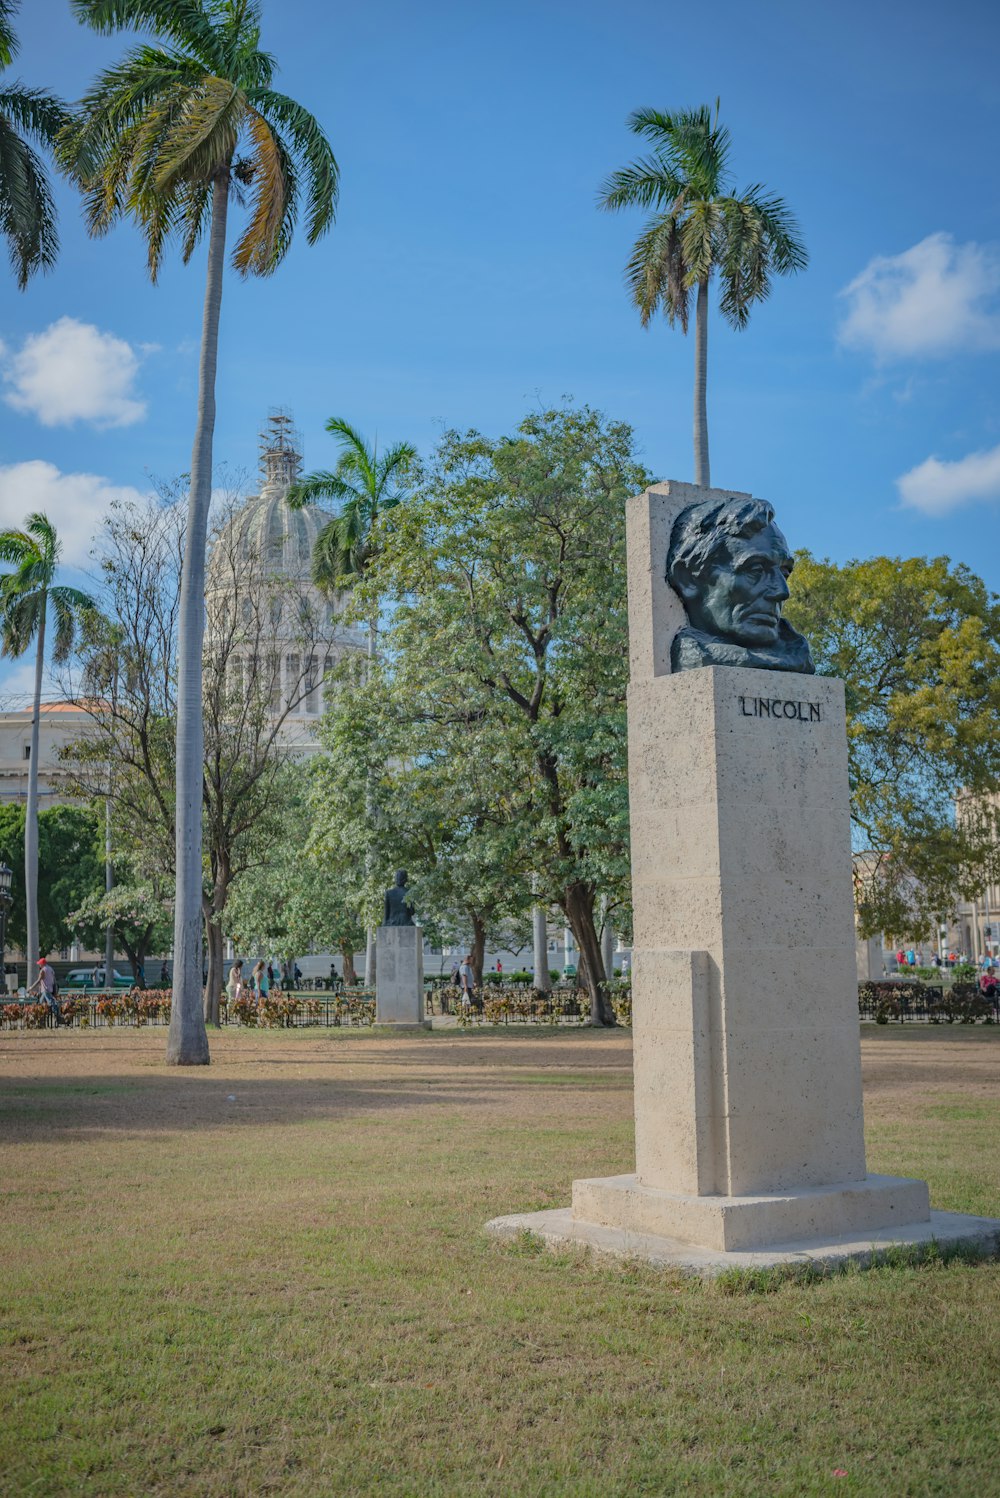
[364, 616, 377, 988]
[693, 277, 710, 488]
[24, 598, 46, 974]
[167, 172, 229, 1066]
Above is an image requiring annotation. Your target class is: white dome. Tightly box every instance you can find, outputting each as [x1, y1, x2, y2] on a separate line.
[209, 483, 329, 587]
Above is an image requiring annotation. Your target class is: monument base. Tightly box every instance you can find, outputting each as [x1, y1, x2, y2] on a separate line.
[375, 926, 428, 1029]
[486, 1192, 1000, 1278]
[571, 1171, 931, 1252]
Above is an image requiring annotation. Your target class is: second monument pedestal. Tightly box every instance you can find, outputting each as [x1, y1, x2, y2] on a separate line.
[375, 926, 427, 1029]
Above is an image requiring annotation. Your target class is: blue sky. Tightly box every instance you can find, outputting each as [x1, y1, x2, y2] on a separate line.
[1, 0, 999, 701]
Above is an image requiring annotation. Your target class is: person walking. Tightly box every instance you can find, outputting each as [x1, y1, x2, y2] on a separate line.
[227, 960, 244, 1006]
[253, 959, 269, 1006]
[458, 954, 475, 1007]
[29, 955, 63, 1026]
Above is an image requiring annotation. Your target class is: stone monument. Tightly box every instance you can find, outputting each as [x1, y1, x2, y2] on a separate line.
[375, 871, 427, 1028]
[488, 480, 1000, 1271]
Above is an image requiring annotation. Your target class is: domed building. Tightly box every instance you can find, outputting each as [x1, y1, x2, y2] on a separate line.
[205, 411, 366, 754]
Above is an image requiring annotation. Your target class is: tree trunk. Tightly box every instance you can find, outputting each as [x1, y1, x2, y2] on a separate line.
[563, 881, 615, 1025]
[693, 277, 710, 488]
[167, 172, 230, 1066]
[204, 914, 224, 1026]
[532, 904, 551, 991]
[363, 615, 378, 988]
[340, 940, 356, 985]
[469, 911, 486, 988]
[104, 796, 114, 986]
[24, 599, 45, 975]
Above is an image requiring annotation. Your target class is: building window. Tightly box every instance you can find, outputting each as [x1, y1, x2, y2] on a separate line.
[305, 655, 319, 713]
[22, 745, 30, 760]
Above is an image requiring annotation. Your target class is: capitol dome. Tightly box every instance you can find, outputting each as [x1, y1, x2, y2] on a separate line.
[204, 411, 364, 751]
[208, 411, 332, 590]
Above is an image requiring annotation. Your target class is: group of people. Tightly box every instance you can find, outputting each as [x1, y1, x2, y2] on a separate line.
[226, 958, 300, 1005]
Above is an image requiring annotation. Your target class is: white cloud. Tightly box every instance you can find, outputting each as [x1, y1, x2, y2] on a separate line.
[896, 443, 1000, 517]
[2, 316, 149, 427]
[839, 233, 1000, 360]
[0, 460, 147, 566]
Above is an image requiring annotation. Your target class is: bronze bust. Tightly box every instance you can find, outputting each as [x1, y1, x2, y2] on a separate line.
[383, 869, 416, 927]
[666, 496, 814, 674]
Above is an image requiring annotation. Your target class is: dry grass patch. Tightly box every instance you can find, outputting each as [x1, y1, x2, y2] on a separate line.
[0, 1026, 998, 1496]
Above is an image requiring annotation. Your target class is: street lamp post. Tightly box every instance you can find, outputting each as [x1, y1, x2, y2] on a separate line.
[0, 861, 13, 995]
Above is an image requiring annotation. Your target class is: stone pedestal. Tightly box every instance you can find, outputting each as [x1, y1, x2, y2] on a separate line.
[375, 926, 427, 1029]
[487, 482, 1000, 1272]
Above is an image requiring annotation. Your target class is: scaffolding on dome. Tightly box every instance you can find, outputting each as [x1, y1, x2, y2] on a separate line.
[258, 408, 303, 492]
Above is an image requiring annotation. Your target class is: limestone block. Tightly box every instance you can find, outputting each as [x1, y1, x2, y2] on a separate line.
[627, 666, 870, 1196]
[375, 925, 426, 1027]
[571, 1172, 931, 1253]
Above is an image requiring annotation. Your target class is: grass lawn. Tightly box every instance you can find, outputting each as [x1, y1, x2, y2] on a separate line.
[1, 1024, 999, 1496]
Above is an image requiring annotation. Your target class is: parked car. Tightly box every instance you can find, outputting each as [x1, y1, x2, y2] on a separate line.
[62, 967, 133, 990]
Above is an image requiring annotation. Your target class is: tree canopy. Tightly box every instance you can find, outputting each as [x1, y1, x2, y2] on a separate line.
[333, 405, 649, 1021]
[785, 551, 1000, 938]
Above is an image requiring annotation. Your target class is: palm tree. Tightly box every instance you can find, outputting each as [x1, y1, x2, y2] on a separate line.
[61, 0, 339, 1065]
[287, 418, 416, 986]
[598, 102, 807, 488]
[288, 418, 416, 602]
[0, 0, 70, 287]
[0, 514, 93, 975]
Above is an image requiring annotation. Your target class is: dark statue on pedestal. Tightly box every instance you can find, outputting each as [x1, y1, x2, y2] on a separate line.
[382, 869, 416, 927]
[666, 496, 814, 675]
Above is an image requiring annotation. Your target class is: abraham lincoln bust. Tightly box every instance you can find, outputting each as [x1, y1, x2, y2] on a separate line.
[666, 495, 814, 675]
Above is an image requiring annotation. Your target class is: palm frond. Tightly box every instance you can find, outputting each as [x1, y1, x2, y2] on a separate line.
[0, 0, 19, 68]
[0, 527, 36, 565]
[624, 212, 690, 330]
[230, 103, 287, 275]
[154, 75, 241, 194]
[286, 470, 363, 511]
[597, 155, 686, 213]
[0, 586, 43, 658]
[738, 185, 808, 273]
[70, 1, 223, 69]
[25, 511, 59, 564]
[48, 585, 93, 662]
[249, 87, 338, 241]
[0, 119, 58, 285]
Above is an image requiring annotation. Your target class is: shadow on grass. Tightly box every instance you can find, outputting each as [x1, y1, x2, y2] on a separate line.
[0, 1063, 631, 1143]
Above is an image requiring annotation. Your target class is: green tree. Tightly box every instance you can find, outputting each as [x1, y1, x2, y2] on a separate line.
[0, 803, 105, 957]
[68, 490, 344, 1024]
[224, 765, 365, 978]
[67, 855, 174, 980]
[598, 102, 807, 487]
[0, 0, 69, 286]
[62, 0, 339, 1065]
[0, 514, 93, 972]
[343, 406, 648, 1024]
[311, 657, 532, 985]
[784, 553, 1000, 939]
[287, 417, 416, 985]
[287, 418, 417, 604]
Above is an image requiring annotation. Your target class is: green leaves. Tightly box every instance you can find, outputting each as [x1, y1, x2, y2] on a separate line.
[315, 406, 648, 962]
[62, 0, 337, 283]
[0, 14, 69, 288]
[598, 101, 807, 331]
[785, 551, 1000, 938]
[0, 514, 94, 662]
[286, 418, 417, 593]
